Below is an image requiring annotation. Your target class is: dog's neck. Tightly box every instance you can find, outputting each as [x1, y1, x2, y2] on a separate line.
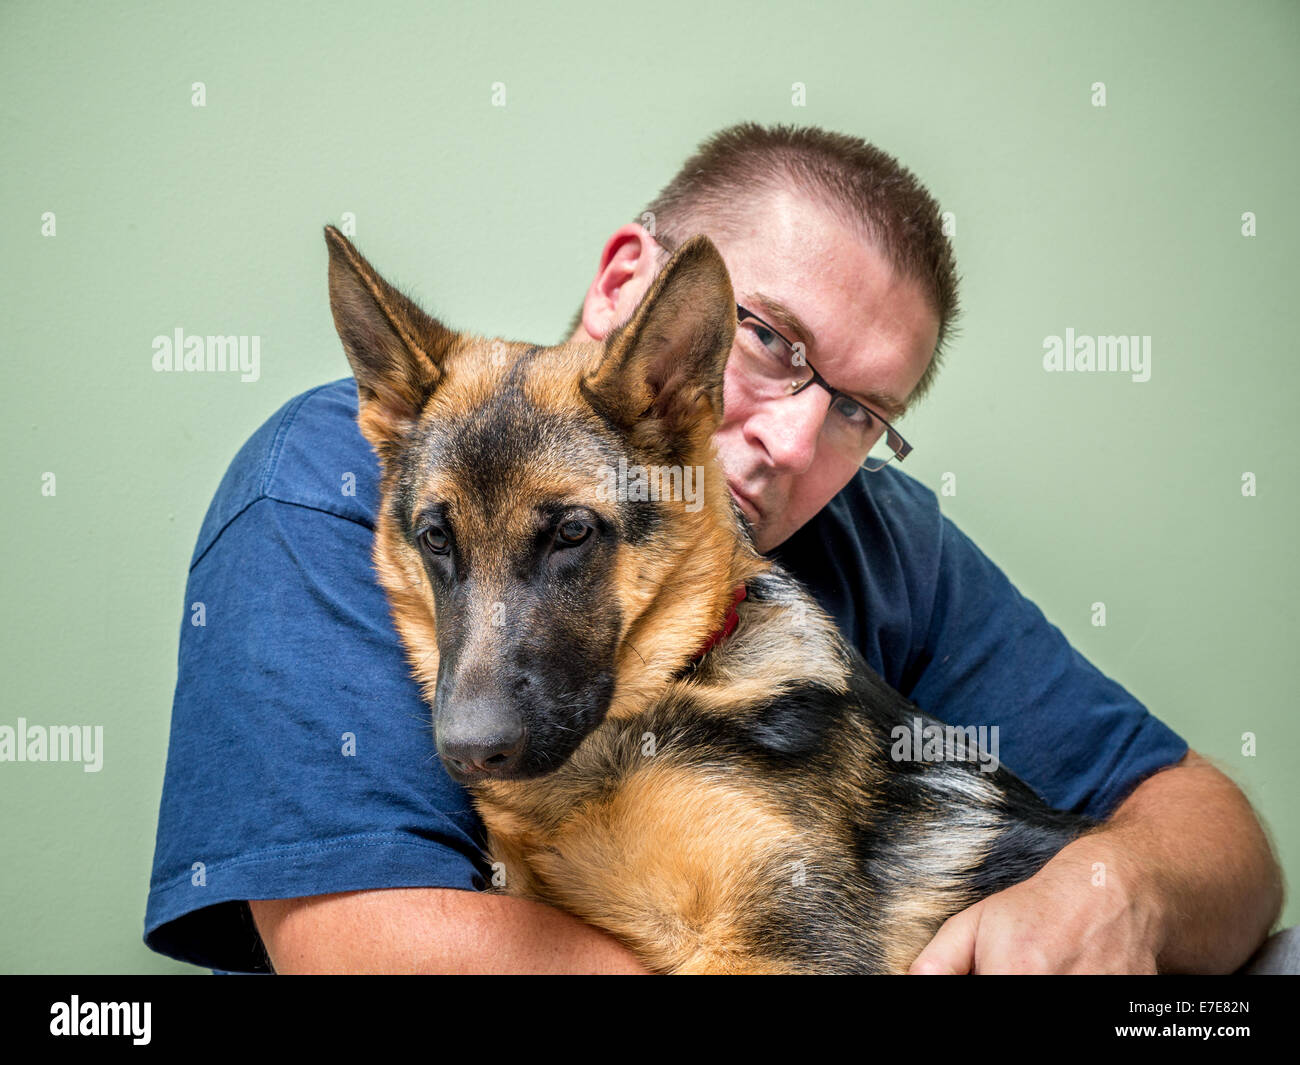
[602, 489, 773, 721]
[690, 584, 749, 660]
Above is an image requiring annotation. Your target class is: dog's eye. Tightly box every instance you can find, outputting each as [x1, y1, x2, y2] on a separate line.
[421, 528, 451, 555]
[555, 520, 592, 548]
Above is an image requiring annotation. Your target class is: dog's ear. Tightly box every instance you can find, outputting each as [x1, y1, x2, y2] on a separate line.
[580, 235, 735, 453]
[325, 225, 458, 447]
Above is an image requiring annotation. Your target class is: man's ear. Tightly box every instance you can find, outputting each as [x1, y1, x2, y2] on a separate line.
[579, 234, 735, 456]
[578, 223, 661, 342]
[325, 225, 459, 447]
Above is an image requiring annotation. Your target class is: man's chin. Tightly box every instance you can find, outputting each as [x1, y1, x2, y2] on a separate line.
[756, 514, 811, 556]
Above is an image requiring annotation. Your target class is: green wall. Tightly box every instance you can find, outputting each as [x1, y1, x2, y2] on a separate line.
[1, 0, 1295, 972]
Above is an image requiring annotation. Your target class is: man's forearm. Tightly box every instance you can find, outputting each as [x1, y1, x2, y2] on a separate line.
[1080, 749, 1283, 973]
[425, 891, 654, 974]
[251, 887, 652, 974]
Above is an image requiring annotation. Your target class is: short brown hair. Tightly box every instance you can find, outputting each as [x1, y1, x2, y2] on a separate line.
[567, 122, 960, 406]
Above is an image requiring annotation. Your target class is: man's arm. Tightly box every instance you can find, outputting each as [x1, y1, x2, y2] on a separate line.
[791, 479, 1282, 972]
[910, 749, 1284, 973]
[250, 889, 651, 974]
[1095, 749, 1282, 972]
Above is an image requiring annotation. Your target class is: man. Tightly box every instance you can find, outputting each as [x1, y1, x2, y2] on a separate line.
[145, 123, 1283, 974]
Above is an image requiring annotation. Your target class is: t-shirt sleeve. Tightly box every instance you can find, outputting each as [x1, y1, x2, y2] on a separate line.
[906, 511, 1188, 820]
[144, 496, 489, 974]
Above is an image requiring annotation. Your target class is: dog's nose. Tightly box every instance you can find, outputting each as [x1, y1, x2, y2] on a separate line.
[439, 702, 525, 778]
[443, 734, 524, 777]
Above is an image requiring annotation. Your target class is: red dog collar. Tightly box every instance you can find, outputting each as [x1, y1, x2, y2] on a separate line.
[691, 584, 748, 662]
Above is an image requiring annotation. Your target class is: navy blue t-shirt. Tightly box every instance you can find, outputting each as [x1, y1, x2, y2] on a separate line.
[144, 379, 1187, 972]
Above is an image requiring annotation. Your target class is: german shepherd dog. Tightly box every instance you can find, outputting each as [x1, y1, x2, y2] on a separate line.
[324, 225, 1096, 974]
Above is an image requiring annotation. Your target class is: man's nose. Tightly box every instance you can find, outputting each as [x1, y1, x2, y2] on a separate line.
[438, 697, 525, 778]
[751, 386, 829, 474]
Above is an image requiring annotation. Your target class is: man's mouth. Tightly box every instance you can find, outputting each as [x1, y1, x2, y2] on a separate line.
[728, 481, 762, 524]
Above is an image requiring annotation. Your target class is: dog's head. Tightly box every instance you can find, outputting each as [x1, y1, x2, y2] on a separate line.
[325, 227, 765, 783]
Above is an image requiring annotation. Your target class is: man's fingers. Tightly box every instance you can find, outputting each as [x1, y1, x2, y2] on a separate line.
[908, 904, 981, 974]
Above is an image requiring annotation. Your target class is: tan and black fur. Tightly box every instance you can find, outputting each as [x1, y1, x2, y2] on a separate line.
[324, 225, 1096, 974]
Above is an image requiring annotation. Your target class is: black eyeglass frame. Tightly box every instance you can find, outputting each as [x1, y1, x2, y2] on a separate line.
[734, 302, 913, 470]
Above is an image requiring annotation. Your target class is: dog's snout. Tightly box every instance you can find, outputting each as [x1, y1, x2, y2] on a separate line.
[439, 699, 525, 779]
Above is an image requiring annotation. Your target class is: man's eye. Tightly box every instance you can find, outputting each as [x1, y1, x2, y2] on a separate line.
[421, 528, 451, 554]
[831, 395, 873, 426]
[743, 321, 786, 361]
[556, 520, 592, 548]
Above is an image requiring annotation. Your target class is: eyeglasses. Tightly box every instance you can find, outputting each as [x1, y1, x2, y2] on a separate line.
[733, 303, 913, 472]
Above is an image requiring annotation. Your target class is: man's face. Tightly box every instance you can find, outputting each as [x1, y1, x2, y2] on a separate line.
[706, 189, 940, 552]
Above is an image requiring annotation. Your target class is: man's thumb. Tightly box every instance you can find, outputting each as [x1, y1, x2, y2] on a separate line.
[907, 904, 981, 974]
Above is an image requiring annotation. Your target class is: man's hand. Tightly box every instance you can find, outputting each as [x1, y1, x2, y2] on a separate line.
[909, 750, 1283, 974]
[908, 834, 1161, 974]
